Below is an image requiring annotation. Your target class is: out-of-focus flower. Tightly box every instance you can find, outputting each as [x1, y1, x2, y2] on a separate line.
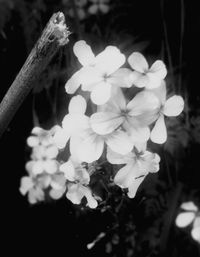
[128, 52, 167, 89]
[88, 0, 110, 14]
[63, 0, 88, 20]
[149, 81, 184, 144]
[19, 176, 45, 204]
[26, 145, 59, 175]
[176, 201, 200, 244]
[65, 40, 132, 105]
[53, 95, 89, 149]
[60, 155, 98, 208]
[107, 147, 160, 198]
[27, 126, 59, 148]
[90, 88, 160, 143]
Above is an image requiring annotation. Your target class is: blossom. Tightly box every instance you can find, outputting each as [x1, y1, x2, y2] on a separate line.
[19, 176, 45, 204]
[70, 117, 134, 162]
[176, 201, 200, 243]
[65, 40, 132, 105]
[60, 155, 98, 208]
[27, 126, 59, 148]
[128, 52, 167, 89]
[26, 145, 59, 175]
[63, 0, 88, 20]
[88, 0, 110, 14]
[53, 95, 89, 149]
[90, 88, 160, 143]
[149, 81, 184, 144]
[107, 147, 160, 198]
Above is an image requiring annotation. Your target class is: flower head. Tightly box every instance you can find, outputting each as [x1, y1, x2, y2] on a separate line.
[60, 156, 98, 208]
[176, 201, 200, 244]
[128, 52, 167, 89]
[88, 0, 110, 14]
[107, 147, 160, 198]
[65, 40, 132, 105]
[90, 88, 160, 143]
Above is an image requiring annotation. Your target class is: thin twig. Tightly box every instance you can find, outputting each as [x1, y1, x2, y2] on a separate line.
[0, 12, 70, 137]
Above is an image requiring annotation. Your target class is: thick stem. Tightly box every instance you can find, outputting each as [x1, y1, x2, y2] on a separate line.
[0, 12, 70, 137]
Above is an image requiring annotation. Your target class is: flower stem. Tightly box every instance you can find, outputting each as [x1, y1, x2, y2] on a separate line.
[0, 12, 70, 137]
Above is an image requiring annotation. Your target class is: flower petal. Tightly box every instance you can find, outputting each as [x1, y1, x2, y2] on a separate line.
[81, 185, 98, 208]
[114, 163, 135, 188]
[66, 184, 84, 205]
[27, 136, 39, 147]
[99, 3, 109, 13]
[150, 115, 167, 144]
[68, 95, 87, 114]
[181, 202, 198, 212]
[191, 226, 200, 243]
[163, 95, 184, 117]
[44, 160, 58, 174]
[108, 68, 133, 88]
[127, 91, 160, 116]
[53, 126, 70, 149]
[49, 187, 66, 200]
[99, 87, 126, 113]
[75, 130, 104, 162]
[73, 40, 95, 66]
[90, 112, 124, 135]
[105, 130, 133, 155]
[149, 60, 167, 79]
[19, 176, 34, 195]
[128, 52, 149, 73]
[90, 81, 112, 105]
[60, 160, 76, 181]
[106, 147, 134, 164]
[95, 46, 125, 75]
[175, 212, 195, 228]
[127, 176, 146, 198]
[65, 69, 83, 94]
[130, 71, 149, 88]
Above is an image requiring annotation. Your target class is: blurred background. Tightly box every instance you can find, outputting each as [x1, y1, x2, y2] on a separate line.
[0, 0, 200, 256]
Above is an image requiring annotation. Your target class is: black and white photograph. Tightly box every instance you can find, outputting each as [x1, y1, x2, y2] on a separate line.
[0, 0, 199, 256]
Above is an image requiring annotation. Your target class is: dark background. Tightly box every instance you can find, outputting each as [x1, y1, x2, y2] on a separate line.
[0, 0, 200, 256]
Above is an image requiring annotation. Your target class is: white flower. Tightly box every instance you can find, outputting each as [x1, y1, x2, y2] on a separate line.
[70, 126, 133, 163]
[19, 176, 45, 204]
[90, 88, 160, 143]
[53, 95, 89, 149]
[65, 40, 132, 105]
[60, 155, 98, 208]
[49, 173, 67, 200]
[128, 52, 167, 89]
[107, 147, 160, 198]
[149, 81, 184, 144]
[27, 126, 59, 148]
[176, 201, 200, 244]
[26, 145, 59, 175]
[88, 0, 110, 14]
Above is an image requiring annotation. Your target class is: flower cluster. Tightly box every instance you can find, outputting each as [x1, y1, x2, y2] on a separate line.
[176, 202, 200, 244]
[20, 126, 98, 208]
[20, 40, 184, 209]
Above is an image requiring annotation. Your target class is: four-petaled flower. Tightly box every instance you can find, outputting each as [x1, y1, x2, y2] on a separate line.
[90, 88, 160, 143]
[65, 40, 132, 105]
[88, 0, 110, 14]
[107, 146, 160, 198]
[149, 81, 184, 144]
[128, 52, 167, 89]
[176, 201, 200, 244]
[60, 155, 98, 208]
